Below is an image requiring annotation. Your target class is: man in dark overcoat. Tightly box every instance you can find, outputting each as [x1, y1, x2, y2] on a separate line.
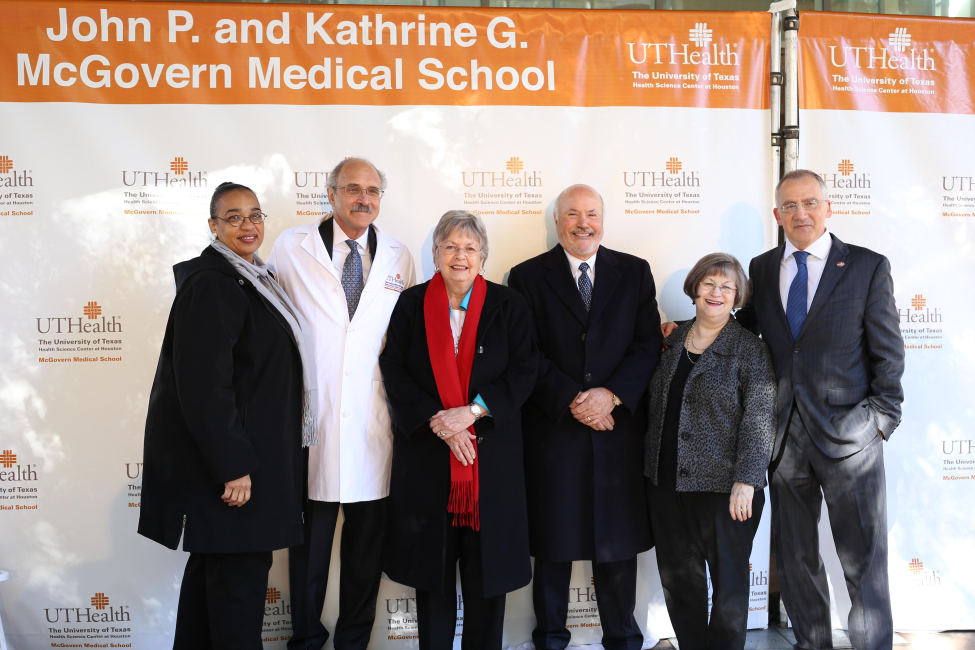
[735, 170, 905, 650]
[508, 184, 662, 650]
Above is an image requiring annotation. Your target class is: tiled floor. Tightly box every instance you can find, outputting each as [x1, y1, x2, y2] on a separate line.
[653, 628, 969, 650]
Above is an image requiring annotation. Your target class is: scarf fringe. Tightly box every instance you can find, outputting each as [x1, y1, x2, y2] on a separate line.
[448, 480, 480, 530]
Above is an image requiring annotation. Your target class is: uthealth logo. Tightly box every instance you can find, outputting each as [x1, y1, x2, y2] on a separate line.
[821, 161, 870, 189]
[123, 156, 207, 188]
[627, 23, 738, 67]
[45, 593, 131, 622]
[37, 301, 122, 335]
[623, 157, 700, 188]
[462, 156, 542, 188]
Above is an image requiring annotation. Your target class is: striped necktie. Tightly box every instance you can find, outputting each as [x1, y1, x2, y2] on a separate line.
[786, 251, 810, 340]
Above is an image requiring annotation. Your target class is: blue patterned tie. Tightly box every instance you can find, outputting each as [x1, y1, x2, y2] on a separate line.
[786, 251, 810, 340]
[578, 262, 592, 312]
[342, 239, 363, 320]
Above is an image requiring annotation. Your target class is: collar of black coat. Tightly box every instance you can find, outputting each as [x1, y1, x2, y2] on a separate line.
[318, 214, 378, 260]
[173, 245, 245, 291]
[664, 316, 744, 357]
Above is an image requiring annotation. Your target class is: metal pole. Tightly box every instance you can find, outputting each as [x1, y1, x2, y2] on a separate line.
[770, 10, 783, 217]
[782, 9, 800, 176]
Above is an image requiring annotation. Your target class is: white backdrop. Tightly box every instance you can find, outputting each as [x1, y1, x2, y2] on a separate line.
[0, 97, 773, 649]
[798, 11, 975, 631]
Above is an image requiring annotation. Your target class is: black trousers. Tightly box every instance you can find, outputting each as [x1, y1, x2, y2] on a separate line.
[416, 525, 506, 650]
[771, 409, 891, 650]
[532, 556, 642, 650]
[646, 479, 764, 650]
[287, 498, 387, 650]
[173, 550, 274, 650]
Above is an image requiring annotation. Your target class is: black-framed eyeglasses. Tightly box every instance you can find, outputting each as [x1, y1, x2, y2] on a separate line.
[778, 199, 825, 214]
[335, 185, 384, 199]
[214, 212, 268, 226]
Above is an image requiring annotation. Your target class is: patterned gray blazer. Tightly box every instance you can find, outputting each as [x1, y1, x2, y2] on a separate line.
[644, 317, 776, 492]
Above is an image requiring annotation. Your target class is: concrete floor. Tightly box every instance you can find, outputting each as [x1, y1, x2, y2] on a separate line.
[653, 628, 974, 650]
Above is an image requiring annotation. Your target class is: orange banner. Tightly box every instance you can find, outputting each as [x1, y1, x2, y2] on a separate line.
[0, 0, 768, 108]
[799, 11, 975, 114]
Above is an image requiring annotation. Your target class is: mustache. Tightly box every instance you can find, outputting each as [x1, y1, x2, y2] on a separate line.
[350, 204, 374, 214]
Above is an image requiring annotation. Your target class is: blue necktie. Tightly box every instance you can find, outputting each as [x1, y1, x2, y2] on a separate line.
[342, 239, 363, 320]
[786, 251, 810, 340]
[578, 262, 592, 312]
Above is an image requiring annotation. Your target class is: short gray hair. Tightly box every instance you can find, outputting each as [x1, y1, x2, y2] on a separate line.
[683, 252, 751, 309]
[326, 157, 388, 192]
[775, 169, 828, 205]
[431, 210, 489, 265]
[553, 184, 604, 219]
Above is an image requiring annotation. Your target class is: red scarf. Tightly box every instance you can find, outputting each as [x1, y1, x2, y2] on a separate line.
[423, 273, 486, 530]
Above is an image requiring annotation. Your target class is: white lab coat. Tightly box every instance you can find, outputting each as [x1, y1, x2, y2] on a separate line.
[267, 218, 416, 503]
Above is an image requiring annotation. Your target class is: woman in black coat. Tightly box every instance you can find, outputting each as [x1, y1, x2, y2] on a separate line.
[138, 182, 317, 650]
[645, 253, 776, 650]
[379, 210, 537, 650]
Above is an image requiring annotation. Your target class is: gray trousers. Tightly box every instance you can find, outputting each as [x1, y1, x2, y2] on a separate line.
[770, 409, 892, 650]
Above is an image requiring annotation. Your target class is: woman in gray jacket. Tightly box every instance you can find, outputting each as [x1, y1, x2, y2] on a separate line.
[645, 252, 775, 650]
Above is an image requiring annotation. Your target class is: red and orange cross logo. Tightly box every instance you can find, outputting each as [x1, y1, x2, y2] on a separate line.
[0, 156, 13, 174]
[909, 558, 924, 574]
[170, 157, 189, 175]
[0, 450, 16, 468]
[666, 157, 682, 174]
[266, 587, 281, 604]
[83, 302, 102, 320]
[91, 593, 110, 610]
[505, 157, 524, 174]
[838, 160, 855, 176]
[911, 295, 926, 311]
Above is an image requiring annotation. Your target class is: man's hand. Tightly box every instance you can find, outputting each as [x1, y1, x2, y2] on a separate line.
[222, 475, 251, 507]
[661, 322, 679, 338]
[589, 414, 615, 431]
[570, 388, 616, 427]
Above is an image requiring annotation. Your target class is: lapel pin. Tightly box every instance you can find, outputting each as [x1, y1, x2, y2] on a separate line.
[837, 262, 846, 267]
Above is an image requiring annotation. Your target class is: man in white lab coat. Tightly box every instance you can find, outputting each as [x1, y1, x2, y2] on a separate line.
[268, 158, 416, 650]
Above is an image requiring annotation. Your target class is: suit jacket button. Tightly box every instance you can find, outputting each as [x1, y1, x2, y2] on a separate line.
[681, 432, 691, 441]
[679, 468, 689, 477]
[581, 333, 587, 341]
[584, 372, 592, 382]
[685, 395, 694, 403]
[794, 346, 800, 353]
[477, 437, 484, 443]
[238, 279, 245, 285]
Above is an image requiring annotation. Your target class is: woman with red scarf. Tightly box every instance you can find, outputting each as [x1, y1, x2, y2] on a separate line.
[379, 210, 537, 649]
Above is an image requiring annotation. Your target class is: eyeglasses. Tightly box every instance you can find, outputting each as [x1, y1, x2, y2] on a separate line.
[335, 185, 384, 199]
[439, 245, 481, 257]
[699, 281, 737, 295]
[778, 199, 825, 214]
[214, 212, 267, 226]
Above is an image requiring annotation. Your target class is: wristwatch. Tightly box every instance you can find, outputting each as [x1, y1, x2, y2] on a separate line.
[469, 402, 485, 420]
[611, 393, 623, 408]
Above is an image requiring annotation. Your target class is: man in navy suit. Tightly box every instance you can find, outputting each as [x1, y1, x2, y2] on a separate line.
[508, 184, 661, 650]
[735, 170, 905, 650]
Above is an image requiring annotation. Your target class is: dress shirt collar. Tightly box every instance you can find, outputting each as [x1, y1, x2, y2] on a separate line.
[563, 246, 597, 274]
[333, 217, 370, 255]
[783, 228, 832, 262]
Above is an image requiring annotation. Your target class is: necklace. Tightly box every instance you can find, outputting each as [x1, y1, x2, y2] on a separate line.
[685, 346, 696, 364]
[688, 322, 707, 353]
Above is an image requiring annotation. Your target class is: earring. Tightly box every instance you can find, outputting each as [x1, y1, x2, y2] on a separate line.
[210, 232, 217, 243]
[434, 266, 440, 273]
[478, 268, 486, 276]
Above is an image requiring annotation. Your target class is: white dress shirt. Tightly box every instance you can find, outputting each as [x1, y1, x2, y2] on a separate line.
[564, 247, 597, 287]
[779, 228, 833, 312]
[331, 217, 372, 283]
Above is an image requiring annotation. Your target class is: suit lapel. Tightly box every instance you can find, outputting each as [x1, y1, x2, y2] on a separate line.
[800, 234, 850, 336]
[587, 247, 621, 325]
[300, 218, 341, 282]
[353, 227, 395, 321]
[543, 245, 589, 326]
[765, 244, 793, 339]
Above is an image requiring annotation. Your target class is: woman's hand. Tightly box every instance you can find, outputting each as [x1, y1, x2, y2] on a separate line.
[729, 482, 755, 521]
[445, 431, 477, 466]
[429, 407, 476, 438]
[222, 474, 251, 507]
